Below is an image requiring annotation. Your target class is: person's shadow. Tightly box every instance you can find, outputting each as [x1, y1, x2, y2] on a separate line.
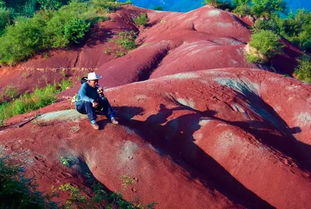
[97, 106, 144, 130]
[122, 104, 274, 209]
[99, 99, 309, 208]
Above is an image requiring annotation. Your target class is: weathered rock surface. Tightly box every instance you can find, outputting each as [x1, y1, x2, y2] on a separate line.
[1, 68, 311, 209]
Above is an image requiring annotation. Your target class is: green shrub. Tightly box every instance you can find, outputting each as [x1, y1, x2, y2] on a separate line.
[37, 0, 70, 10]
[21, 0, 37, 17]
[0, 16, 46, 65]
[251, 0, 286, 19]
[90, 0, 123, 12]
[44, 1, 90, 48]
[252, 16, 281, 33]
[64, 18, 90, 44]
[294, 56, 311, 83]
[133, 13, 148, 26]
[1, 0, 38, 17]
[279, 10, 311, 51]
[0, 79, 71, 125]
[233, 3, 252, 16]
[0, 7, 13, 34]
[0, 158, 57, 209]
[203, 0, 234, 10]
[246, 30, 284, 63]
[115, 31, 137, 50]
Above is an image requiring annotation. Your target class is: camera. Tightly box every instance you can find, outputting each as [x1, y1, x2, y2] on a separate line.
[96, 85, 104, 96]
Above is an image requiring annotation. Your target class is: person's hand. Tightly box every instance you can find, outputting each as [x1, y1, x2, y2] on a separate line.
[92, 101, 99, 108]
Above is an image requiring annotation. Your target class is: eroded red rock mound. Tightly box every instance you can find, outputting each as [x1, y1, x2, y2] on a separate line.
[1, 68, 311, 209]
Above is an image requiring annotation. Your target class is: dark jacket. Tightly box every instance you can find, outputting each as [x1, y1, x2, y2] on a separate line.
[75, 82, 100, 105]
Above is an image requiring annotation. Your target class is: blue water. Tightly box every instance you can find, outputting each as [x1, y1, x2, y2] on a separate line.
[120, 0, 311, 12]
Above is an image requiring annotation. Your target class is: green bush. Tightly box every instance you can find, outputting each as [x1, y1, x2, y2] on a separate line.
[279, 10, 311, 51]
[246, 30, 284, 63]
[230, 0, 287, 19]
[133, 13, 148, 26]
[251, 0, 286, 19]
[90, 0, 123, 12]
[44, 1, 90, 48]
[0, 16, 46, 65]
[252, 16, 281, 33]
[233, 3, 252, 16]
[115, 31, 137, 50]
[1, 0, 38, 17]
[0, 6, 13, 34]
[21, 0, 37, 17]
[0, 158, 57, 209]
[64, 18, 90, 44]
[294, 56, 311, 83]
[203, 0, 234, 10]
[37, 0, 70, 10]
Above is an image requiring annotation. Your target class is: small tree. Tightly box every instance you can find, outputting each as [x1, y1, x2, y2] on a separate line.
[246, 30, 284, 63]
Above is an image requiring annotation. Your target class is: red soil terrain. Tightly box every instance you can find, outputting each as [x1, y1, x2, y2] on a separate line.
[0, 4, 311, 209]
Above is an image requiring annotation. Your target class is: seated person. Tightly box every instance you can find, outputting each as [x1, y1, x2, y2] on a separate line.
[75, 72, 118, 130]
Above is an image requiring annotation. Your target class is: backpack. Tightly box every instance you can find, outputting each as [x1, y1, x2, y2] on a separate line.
[80, 76, 88, 84]
[72, 77, 88, 103]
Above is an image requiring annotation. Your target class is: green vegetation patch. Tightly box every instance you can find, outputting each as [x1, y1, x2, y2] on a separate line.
[115, 30, 138, 50]
[56, 158, 157, 209]
[133, 13, 148, 27]
[0, 6, 13, 34]
[104, 30, 138, 57]
[0, 0, 125, 65]
[246, 30, 284, 64]
[294, 56, 311, 83]
[0, 79, 71, 125]
[203, 0, 234, 10]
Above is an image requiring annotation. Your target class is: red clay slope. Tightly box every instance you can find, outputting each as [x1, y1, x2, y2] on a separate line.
[1, 68, 311, 209]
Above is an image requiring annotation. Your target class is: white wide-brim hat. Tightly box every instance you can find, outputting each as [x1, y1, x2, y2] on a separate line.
[87, 72, 102, 80]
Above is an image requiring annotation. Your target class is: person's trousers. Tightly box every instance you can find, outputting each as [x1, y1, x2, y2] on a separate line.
[76, 97, 115, 122]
